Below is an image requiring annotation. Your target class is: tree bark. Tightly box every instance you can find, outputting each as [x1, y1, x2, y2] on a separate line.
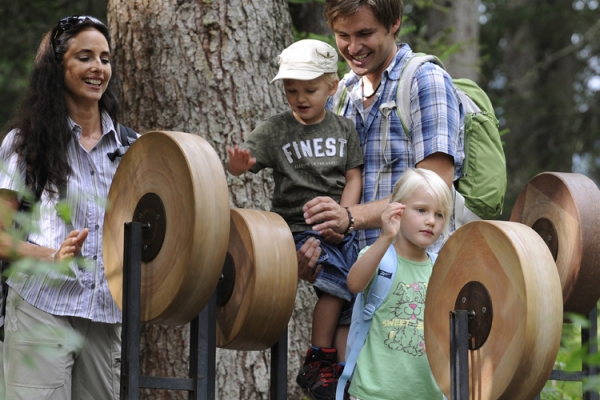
[427, 0, 480, 81]
[107, 0, 314, 398]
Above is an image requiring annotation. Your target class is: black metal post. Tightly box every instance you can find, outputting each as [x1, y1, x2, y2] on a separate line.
[121, 222, 143, 400]
[191, 291, 217, 400]
[583, 306, 599, 400]
[450, 310, 470, 400]
[120, 221, 219, 399]
[270, 328, 288, 400]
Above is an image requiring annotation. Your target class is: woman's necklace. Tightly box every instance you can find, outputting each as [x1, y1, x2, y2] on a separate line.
[362, 80, 381, 99]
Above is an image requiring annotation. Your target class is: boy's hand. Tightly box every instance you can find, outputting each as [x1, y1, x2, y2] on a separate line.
[297, 237, 322, 283]
[227, 145, 256, 176]
[381, 202, 405, 240]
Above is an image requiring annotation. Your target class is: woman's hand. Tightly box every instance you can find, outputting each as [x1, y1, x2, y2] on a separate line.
[54, 228, 89, 261]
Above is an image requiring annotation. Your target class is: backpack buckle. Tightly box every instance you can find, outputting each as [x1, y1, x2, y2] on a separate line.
[363, 303, 377, 320]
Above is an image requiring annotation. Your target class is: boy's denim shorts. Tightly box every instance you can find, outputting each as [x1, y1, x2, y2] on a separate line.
[294, 230, 359, 325]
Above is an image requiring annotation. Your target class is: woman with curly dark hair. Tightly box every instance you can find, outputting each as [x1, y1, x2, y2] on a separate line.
[0, 15, 131, 399]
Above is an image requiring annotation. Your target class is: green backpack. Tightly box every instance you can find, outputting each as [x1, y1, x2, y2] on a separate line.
[397, 54, 507, 220]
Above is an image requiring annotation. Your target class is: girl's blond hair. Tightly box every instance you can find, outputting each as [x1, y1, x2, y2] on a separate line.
[390, 168, 453, 236]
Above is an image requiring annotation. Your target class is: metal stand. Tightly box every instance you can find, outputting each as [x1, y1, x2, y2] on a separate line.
[120, 221, 288, 399]
[271, 328, 288, 399]
[450, 310, 470, 400]
[120, 221, 217, 399]
[449, 281, 493, 400]
[535, 306, 599, 400]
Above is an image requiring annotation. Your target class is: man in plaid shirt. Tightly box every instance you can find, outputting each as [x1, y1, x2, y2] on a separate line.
[299, 0, 465, 272]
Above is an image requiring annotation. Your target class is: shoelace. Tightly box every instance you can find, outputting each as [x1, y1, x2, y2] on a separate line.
[314, 360, 337, 385]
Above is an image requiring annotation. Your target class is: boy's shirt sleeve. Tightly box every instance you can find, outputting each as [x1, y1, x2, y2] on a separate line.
[242, 120, 273, 173]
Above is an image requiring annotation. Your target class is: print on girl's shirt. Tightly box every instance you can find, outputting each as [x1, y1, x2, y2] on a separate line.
[381, 281, 428, 357]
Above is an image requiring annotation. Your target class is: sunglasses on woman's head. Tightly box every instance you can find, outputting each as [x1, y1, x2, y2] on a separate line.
[52, 15, 104, 44]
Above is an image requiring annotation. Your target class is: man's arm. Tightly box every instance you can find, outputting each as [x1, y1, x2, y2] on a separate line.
[303, 196, 389, 235]
[320, 167, 363, 244]
[303, 152, 453, 234]
[415, 152, 454, 188]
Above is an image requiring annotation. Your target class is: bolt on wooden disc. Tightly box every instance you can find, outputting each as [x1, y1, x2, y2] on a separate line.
[510, 172, 600, 315]
[425, 221, 563, 400]
[103, 131, 230, 325]
[216, 208, 298, 350]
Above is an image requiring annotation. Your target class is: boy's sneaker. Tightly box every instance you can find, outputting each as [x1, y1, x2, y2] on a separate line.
[296, 347, 338, 400]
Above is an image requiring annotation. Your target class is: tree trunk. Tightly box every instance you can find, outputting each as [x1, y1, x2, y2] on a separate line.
[107, 1, 314, 398]
[427, 0, 480, 81]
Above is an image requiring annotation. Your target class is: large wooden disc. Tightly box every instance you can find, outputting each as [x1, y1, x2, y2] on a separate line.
[103, 131, 230, 325]
[216, 208, 298, 350]
[510, 172, 600, 314]
[425, 220, 563, 400]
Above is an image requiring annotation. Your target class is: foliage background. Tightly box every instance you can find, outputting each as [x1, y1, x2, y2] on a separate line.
[1, 1, 600, 399]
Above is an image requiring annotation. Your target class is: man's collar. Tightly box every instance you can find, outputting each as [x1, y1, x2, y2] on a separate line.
[386, 43, 411, 81]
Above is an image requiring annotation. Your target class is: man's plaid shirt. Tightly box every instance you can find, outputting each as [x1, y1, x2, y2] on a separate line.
[328, 44, 465, 251]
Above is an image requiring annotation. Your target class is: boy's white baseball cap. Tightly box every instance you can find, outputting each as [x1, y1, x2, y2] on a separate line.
[271, 39, 338, 83]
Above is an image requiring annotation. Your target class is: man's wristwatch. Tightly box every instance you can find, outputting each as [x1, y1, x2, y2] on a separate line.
[344, 207, 355, 235]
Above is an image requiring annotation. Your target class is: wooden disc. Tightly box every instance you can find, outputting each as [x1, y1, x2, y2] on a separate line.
[216, 208, 298, 350]
[425, 221, 563, 400]
[510, 172, 600, 314]
[103, 131, 230, 325]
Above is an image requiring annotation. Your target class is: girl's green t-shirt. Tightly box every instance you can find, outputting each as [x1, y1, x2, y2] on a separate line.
[349, 251, 444, 400]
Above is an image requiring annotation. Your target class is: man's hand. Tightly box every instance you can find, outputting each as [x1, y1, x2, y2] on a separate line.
[296, 237, 323, 283]
[303, 197, 349, 235]
[321, 228, 344, 244]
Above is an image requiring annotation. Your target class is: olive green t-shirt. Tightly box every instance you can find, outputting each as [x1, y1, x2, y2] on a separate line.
[243, 110, 363, 232]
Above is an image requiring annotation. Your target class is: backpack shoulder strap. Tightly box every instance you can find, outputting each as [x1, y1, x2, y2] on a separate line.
[427, 251, 438, 263]
[118, 123, 138, 146]
[396, 54, 445, 137]
[108, 123, 138, 161]
[336, 245, 398, 400]
[332, 86, 349, 116]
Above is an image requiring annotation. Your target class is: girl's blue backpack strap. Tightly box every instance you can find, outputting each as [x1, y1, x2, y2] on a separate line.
[428, 251, 438, 263]
[336, 245, 398, 400]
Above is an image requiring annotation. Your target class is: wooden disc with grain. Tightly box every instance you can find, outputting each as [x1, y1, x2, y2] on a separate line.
[103, 131, 230, 325]
[216, 208, 298, 350]
[425, 221, 563, 400]
[510, 172, 600, 314]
